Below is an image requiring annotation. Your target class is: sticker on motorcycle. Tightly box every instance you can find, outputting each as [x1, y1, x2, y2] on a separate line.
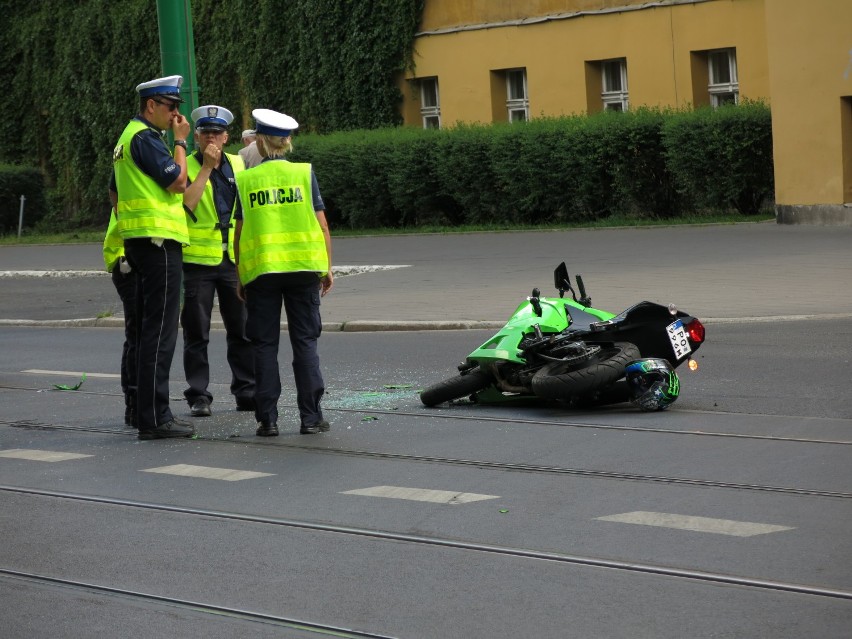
[666, 319, 692, 360]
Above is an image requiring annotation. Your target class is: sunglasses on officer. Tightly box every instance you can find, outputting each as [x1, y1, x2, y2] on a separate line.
[153, 98, 180, 112]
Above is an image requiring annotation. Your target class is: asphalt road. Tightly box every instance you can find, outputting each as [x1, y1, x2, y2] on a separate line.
[1, 226, 851, 637]
[1, 320, 851, 637]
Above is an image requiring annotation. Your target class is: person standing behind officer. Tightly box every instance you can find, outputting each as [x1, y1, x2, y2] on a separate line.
[238, 129, 262, 169]
[102, 207, 137, 428]
[181, 105, 255, 417]
[234, 109, 333, 437]
[109, 75, 194, 440]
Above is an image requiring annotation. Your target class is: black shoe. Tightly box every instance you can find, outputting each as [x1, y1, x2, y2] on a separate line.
[256, 421, 279, 437]
[235, 397, 256, 411]
[138, 419, 195, 440]
[300, 420, 330, 435]
[124, 409, 137, 429]
[190, 399, 212, 417]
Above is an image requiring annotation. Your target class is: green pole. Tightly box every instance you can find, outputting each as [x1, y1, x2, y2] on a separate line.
[156, 0, 199, 149]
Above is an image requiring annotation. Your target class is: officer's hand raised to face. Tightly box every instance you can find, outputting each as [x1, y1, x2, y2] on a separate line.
[171, 113, 191, 142]
[202, 143, 221, 169]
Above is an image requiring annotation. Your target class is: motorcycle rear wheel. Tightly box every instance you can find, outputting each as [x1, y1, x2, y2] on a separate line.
[530, 342, 640, 400]
[420, 368, 492, 407]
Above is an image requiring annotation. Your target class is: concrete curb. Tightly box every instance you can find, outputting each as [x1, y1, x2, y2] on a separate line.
[0, 317, 505, 331]
[2, 314, 852, 331]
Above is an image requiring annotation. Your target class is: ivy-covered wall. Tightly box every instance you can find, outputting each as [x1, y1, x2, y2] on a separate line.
[0, 0, 423, 229]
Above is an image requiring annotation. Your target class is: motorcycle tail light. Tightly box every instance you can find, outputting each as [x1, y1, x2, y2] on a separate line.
[686, 319, 705, 344]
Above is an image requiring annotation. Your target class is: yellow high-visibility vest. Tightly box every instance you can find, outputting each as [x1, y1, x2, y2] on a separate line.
[235, 161, 327, 286]
[183, 152, 245, 265]
[102, 208, 124, 272]
[113, 119, 189, 244]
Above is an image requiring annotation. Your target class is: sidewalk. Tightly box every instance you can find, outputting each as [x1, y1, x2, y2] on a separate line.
[2, 223, 852, 329]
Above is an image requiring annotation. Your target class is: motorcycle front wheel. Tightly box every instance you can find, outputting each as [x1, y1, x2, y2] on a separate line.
[530, 341, 640, 400]
[420, 368, 493, 407]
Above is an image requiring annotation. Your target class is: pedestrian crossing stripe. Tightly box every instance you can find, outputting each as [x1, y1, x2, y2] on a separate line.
[596, 511, 794, 537]
[0, 449, 93, 462]
[142, 464, 275, 481]
[341, 485, 500, 504]
[23, 369, 120, 379]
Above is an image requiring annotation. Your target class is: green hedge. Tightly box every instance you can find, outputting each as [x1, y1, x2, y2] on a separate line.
[0, 165, 47, 233]
[289, 102, 774, 228]
[663, 100, 774, 214]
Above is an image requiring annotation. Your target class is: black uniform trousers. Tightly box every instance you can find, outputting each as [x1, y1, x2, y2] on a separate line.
[181, 257, 255, 406]
[124, 238, 182, 431]
[111, 263, 137, 417]
[245, 272, 325, 428]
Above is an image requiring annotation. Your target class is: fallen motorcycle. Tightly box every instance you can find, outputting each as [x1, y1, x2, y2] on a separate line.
[420, 262, 705, 410]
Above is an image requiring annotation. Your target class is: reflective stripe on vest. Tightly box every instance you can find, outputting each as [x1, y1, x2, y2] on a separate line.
[102, 208, 124, 272]
[113, 119, 189, 244]
[183, 152, 245, 265]
[235, 161, 327, 286]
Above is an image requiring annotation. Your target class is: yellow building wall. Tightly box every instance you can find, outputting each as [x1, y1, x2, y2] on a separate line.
[405, 0, 769, 126]
[404, 0, 852, 221]
[765, 0, 852, 207]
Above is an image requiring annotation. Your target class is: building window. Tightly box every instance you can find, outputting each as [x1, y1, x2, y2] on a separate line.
[601, 58, 628, 112]
[420, 77, 441, 129]
[506, 68, 529, 122]
[708, 48, 738, 107]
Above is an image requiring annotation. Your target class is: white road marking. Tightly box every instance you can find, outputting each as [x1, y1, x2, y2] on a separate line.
[596, 511, 794, 537]
[22, 369, 120, 379]
[0, 270, 108, 278]
[142, 464, 274, 482]
[341, 485, 500, 504]
[0, 449, 93, 462]
[0, 265, 410, 278]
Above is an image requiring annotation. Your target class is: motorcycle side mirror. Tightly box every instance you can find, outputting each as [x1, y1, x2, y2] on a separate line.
[554, 262, 571, 299]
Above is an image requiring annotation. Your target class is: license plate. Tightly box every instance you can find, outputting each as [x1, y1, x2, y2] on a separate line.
[666, 319, 692, 360]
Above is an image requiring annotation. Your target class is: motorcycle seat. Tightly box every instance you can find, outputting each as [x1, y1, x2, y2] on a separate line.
[566, 306, 607, 332]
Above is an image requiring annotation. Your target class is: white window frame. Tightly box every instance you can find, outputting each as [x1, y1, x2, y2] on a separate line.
[420, 77, 441, 129]
[506, 68, 529, 122]
[708, 48, 739, 107]
[601, 58, 629, 112]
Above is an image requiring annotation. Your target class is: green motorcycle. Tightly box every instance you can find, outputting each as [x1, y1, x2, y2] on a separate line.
[420, 262, 706, 410]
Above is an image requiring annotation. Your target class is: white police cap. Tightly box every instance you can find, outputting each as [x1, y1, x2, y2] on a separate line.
[191, 105, 234, 132]
[253, 108, 299, 137]
[241, 129, 256, 139]
[135, 75, 184, 102]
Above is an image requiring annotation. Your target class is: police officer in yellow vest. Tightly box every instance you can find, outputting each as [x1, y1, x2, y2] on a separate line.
[234, 109, 333, 437]
[102, 208, 137, 427]
[181, 105, 255, 417]
[109, 75, 194, 440]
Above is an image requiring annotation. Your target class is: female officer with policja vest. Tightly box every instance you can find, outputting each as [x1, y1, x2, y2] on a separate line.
[180, 105, 255, 419]
[234, 109, 333, 437]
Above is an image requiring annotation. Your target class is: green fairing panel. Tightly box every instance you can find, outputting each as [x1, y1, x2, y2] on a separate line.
[468, 297, 615, 365]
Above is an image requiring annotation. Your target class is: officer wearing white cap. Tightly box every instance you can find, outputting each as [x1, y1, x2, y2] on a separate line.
[180, 105, 255, 418]
[109, 74, 194, 440]
[234, 108, 333, 437]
